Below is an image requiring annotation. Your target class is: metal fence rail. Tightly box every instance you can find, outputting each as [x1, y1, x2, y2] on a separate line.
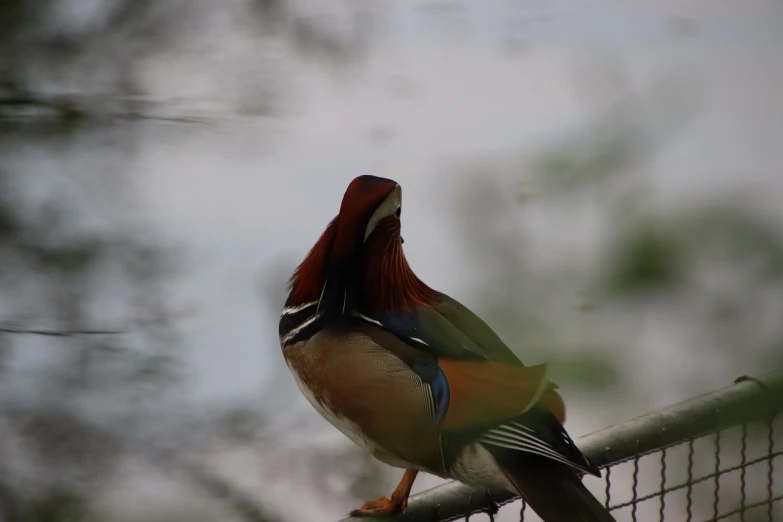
[339, 371, 783, 522]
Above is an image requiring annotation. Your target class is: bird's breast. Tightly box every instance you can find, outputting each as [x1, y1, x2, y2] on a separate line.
[282, 328, 444, 472]
[286, 352, 390, 461]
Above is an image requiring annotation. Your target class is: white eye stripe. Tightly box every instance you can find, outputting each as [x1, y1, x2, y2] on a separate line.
[364, 185, 402, 241]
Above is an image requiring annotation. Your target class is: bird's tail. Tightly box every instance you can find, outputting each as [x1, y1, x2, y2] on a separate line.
[503, 456, 616, 522]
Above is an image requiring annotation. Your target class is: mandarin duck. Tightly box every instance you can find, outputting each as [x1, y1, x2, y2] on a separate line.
[279, 175, 615, 522]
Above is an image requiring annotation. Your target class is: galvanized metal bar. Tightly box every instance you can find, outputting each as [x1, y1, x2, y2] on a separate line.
[337, 371, 783, 522]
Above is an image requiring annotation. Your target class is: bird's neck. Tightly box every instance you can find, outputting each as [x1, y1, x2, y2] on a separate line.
[361, 234, 438, 314]
[281, 219, 363, 346]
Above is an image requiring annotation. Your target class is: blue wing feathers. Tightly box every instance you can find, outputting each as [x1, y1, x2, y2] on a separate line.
[411, 359, 451, 424]
[377, 309, 418, 338]
[430, 369, 450, 424]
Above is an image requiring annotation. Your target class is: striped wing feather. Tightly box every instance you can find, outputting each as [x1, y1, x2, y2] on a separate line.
[478, 403, 601, 477]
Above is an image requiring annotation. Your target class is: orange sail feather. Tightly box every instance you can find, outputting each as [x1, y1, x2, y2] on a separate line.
[437, 360, 551, 430]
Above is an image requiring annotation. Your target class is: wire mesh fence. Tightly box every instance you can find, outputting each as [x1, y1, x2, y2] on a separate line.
[339, 372, 783, 522]
[599, 415, 781, 522]
[455, 415, 782, 521]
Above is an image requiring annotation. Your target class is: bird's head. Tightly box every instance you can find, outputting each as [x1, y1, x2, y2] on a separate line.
[286, 175, 435, 314]
[333, 175, 402, 261]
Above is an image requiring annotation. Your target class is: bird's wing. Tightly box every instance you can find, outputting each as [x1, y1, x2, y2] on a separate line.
[430, 293, 523, 364]
[477, 403, 600, 477]
[409, 355, 566, 430]
[357, 292, 566, 423]
[426, 356, 598, 479]
[361, 292, 520, 363]
[359, 302, 483, 360]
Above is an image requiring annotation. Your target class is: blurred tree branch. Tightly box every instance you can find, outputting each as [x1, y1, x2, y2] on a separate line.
[0, 327, 124, 337]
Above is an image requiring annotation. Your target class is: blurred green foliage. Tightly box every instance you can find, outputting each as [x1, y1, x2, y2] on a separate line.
[0, 170, 182, 519]
[604, 222, 684, 296]
[25, 491, 91, 522]
[0, 1, 190, 511]
[547, 353, 619, 390]
[0, 2, 379, 521]
[447, 59, 783, 408]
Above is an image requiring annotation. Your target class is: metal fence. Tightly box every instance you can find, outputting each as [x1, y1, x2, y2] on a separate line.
[339, 372, 783, 522]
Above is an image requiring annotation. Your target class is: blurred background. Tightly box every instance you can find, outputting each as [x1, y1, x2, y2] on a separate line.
[1, 0, 782, 521]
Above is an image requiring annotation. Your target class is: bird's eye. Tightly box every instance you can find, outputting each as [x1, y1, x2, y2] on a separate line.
[395, 206, 401, 218]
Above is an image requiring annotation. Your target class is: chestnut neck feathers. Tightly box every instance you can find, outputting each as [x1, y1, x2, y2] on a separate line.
[286, 217, 339, 307]
[361, 217, 438, 313]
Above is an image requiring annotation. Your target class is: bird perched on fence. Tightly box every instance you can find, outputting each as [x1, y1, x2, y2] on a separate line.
[279, 175, 616, 522]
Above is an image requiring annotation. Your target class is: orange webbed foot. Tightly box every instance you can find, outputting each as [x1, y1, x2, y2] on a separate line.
[349, 495, 407, 517]
[349, 468, 418, 517]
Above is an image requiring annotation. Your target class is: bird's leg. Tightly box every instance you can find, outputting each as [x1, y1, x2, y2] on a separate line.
[350, 468, 418, 517]
[484, 489, 500, 517]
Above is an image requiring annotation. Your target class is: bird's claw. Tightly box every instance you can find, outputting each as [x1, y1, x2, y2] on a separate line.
[350, 495, 408, 517]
